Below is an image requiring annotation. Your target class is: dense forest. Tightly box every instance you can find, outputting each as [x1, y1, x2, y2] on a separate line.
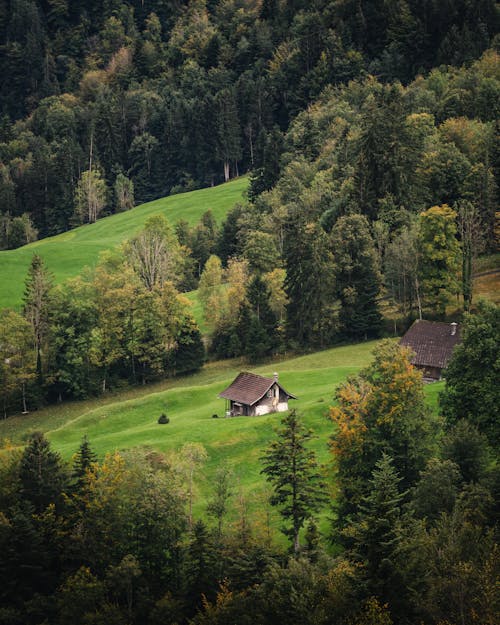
[0, 2, 499, 623]
[0, 0, 498, 244]
[2, 42, 500, 412]
[0, 306, 498, 625]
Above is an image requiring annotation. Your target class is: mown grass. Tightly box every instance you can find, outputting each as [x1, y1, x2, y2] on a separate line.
[0, 340, 444, 536]
[0, 177, 248, 310]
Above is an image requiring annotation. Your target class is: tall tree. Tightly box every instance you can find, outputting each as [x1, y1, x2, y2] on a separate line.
[456, 200, 484, 311]
[72, 436, 98, 493]
[330, 214, 382, 339]
[19, 431, 67, 513]
[114, 172, 135, 212]
[284, 216, 337, 347]
[440, 301, 500, 446]
[23, 253, 53, 378]
[330, 340, 434, 525]
[215, 88, 242, 182]
[73, 169, 108, 224]
[418, 204, 460, 317]
[0, 308, 36, 416]
[261, 409, 326, 552]
[125, 214, 183, 291]
[348, 454, 406, 616]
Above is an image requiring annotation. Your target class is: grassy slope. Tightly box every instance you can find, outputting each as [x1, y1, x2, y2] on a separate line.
[0, 177, 248, 310]
[0, 340, 443, 527]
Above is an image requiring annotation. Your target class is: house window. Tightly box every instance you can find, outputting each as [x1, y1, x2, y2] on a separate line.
[267, 390, 272, 398]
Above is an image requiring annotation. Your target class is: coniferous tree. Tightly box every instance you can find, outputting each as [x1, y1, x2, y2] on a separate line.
[19, 431, 67, 513]
[349, 454, 406, 614]
[185, 520, 218, 611]
[284, 216, 337, 347]
[72, 436, 97, 492]
[261, 409, 327, 552]
[440, 301, 500, 445]
[330, 214, 382, 340]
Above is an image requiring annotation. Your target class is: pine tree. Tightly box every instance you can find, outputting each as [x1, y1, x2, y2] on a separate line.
[185, 520, 218, 611]
[330, 214, 382, 340]
[19, 431, 67, 513]
[349, 454, 406, 611]
[260, 409, 327, 552]
[245, 275, 279, 360]
[284, 216, 337, 347]
[72, 436, 97, 492]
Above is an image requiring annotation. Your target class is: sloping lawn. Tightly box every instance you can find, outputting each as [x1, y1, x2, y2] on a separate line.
[0, 177, 247, 309]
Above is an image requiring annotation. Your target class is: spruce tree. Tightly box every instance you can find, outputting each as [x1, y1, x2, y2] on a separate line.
[72, 436, 97, 492]
[19, 431, 66, 513]
[261, 410, 327, 553]
[349, 454, 406, 611]
[330, 214, 382, 340]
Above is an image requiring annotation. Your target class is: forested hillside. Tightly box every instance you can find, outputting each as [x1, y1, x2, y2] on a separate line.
[0, 2, 499, 624]
[0, 0, 498, 244]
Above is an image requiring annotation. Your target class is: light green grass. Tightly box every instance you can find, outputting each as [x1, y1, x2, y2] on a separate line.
[0, 177, 248, 310]
[0, 340, 443, 532]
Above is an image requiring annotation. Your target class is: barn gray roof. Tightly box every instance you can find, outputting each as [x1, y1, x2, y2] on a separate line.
[219, 371, 297, 406]
[400, 320, 462, 370]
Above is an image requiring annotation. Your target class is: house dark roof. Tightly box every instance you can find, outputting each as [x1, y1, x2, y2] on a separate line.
[400, 320, 462, 370]
[219, 372, 297, 406]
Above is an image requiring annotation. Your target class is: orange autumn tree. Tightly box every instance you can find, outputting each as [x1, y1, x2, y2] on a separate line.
[330, 340, 436, 527]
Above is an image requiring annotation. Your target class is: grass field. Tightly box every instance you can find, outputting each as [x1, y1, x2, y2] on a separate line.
[0, 340, 443, 535]
[0, 177, 248, 310]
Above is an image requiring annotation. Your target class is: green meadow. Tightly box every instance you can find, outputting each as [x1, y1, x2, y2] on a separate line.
[0, 340, 443, 527]
[0, 177, 248, 310]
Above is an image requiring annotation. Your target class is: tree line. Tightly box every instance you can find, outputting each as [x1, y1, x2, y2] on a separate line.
[0, 215, 205, 416]
[0, 302, 497, 624]
[0, 0, 498, 245]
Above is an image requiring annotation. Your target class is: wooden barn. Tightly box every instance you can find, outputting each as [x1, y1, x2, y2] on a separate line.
[219, 372, 297, 417]
[400, 319, 462, 380]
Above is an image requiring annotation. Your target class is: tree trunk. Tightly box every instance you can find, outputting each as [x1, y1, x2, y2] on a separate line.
[22, 382, 28, 414]
[415, 276, 422, 320]
[223, 161, 230, 182]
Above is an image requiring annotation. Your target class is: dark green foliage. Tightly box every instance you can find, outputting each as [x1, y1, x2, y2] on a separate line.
[171, 315, 205, 375]
[440, 301, 500, 445]
[245, 275, 279, 361]
[348, 454, 406, 614]
[72, 435, 97, 491]
[442, 419, 491, 483]
[411, 458, 462, 522]
[184, 520, 218, 611]
[261, 409, 327, 552]
[284, 215, 337, 347]
[216, 204, 245, 265]
[19, 431, 66, 513]
[330, 214, 383, 340]
[0, 0, 497, 239]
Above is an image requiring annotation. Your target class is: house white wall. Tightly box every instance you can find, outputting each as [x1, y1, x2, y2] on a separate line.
[255, 404, 272, 416]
